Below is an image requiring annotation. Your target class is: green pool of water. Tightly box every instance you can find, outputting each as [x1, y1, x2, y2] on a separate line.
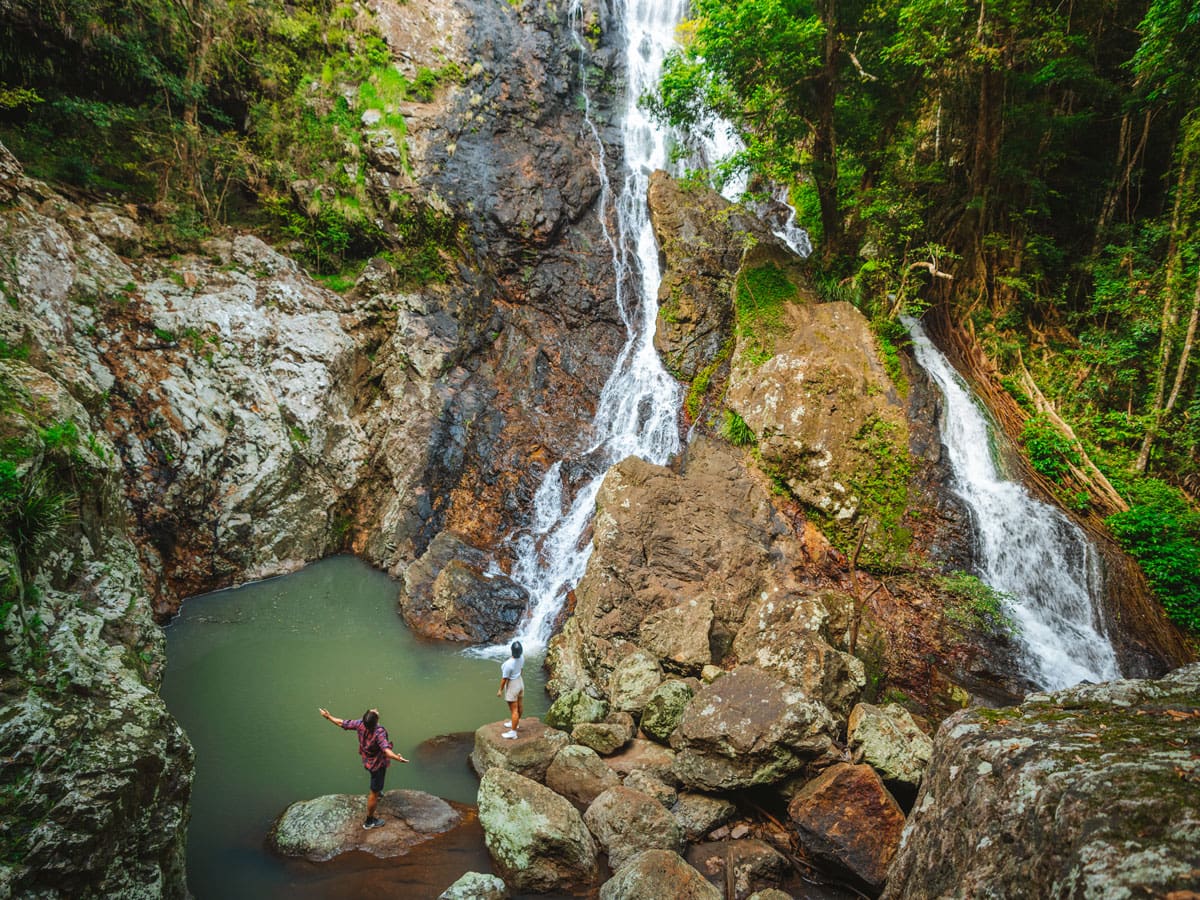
[161, 555, 546, 899]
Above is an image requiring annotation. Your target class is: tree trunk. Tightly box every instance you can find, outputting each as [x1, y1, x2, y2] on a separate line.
[1135, 157, 1189, 472]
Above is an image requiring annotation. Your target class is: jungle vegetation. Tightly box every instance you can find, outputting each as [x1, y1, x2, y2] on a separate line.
[654, 0, 1200, 633]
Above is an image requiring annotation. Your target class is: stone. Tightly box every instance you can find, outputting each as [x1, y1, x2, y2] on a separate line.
[470, 719, 571, 783]
[646, 170, 775, 382]
[438, 871, 508, 899]
[732, 586, 865, 716]
[572, 712, 636, 756]
[545, 744, 621, 808]
[622, 769, 677, 807]
[701, 665, 724, 683]
[609, 649, 664, 714]
[600, 849, 722, 900]
[640, 679, 696, 744]
[268, 789, 463, 862]
[640, 599, 714, 674]
[747, 891, 794, 900]
[604, 739, 678, 785]
[726, 298, 910, 533]
[584, 786, 685, 871]
[787, 763, 905, 892]
[686, 840, 790, 900]
[883, 665, 1200, 900]
[847, 702, 933, 793]
[401, 532, 528, 642]
[544, 689, 608, 731]
[477, 767, 598, 893]
[672, 792, 737, 842]
[670, 666, 838, 790]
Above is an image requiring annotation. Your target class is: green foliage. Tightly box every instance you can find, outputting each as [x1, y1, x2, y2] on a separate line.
[721, 410, 756, 447]
[3, 471, 76, 559]
[1106, 479, 1200, 633]
[734, 263, 795, 365]
[849, 415, 913, 570]
[938, 571, 1019, 637]
[1021, 414, 1080, 483]
[871, 317, 910, 398]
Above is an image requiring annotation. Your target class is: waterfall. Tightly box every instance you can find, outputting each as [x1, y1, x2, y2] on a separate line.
[500, 0, 690, 652]
[905, 317, 1120, 689]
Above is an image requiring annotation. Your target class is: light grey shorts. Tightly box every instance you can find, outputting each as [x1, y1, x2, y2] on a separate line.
[504, 676, 524, 703]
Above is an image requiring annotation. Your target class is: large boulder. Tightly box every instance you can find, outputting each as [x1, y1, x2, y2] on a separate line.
[671, 666, 838, 790]
[640, 599, 715, 674]
[787, 763, 907, 892]
[672, 792, 737, 842]
[609, 649, 665, 715]
[572, 712, 636, 756]
[470, 719, 571, 783]
[604, 739, 679, 785]
[583, 786, 685, 871]
[726, 297, 909, 546]
[732, 586, 865, 716]
[847, 702, 932, 795]
[883, 665, 1200, 899]
[543, 689, 608, 732]
[600, 849, 722, 900]
[399, 532, 527, 642]
[640, 679, 696, 744]
[477, 768, 598, 894]
[268, 790, 463, 862]
[545, 744, 621, 808]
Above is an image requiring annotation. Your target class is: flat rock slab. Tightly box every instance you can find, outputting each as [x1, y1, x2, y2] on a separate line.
[470, 718, 571, 783]
[268, 789, 464, 862]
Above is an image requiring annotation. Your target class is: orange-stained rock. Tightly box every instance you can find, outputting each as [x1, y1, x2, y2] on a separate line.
[786, 762, 905, 891]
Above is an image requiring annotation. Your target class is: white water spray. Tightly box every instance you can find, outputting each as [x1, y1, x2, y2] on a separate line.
[501, 0, 692, 652]
[906, 318, 1120, 689]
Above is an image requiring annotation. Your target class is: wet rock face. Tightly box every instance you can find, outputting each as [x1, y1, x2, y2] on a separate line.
[647, 171, 773, 381]
[399, 0, 632, 557]
[268, 790, 464, 862]
[883, 664, 1200, 900]
[400, 531, 527, 642]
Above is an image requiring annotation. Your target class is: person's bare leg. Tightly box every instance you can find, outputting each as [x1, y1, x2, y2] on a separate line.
[513, 691, 523, 731]
[367, 790, 379, 819]
[507, 699, 518, 730]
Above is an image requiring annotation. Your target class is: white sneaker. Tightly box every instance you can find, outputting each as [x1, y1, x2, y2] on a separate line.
[501, 730, 519, 739]
[503, 722, 512, 728]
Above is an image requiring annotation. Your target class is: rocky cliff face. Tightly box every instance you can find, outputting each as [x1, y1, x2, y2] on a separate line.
[884, 664, 1200, 898]
[0, 0, 630, 893]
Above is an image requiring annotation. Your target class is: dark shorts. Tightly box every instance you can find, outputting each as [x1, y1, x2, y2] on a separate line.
[368, 766, 386, 794]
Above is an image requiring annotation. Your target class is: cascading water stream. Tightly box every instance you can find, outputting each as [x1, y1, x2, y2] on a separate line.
[906, 317, 1120, 689]
[501, 0, 691, 651]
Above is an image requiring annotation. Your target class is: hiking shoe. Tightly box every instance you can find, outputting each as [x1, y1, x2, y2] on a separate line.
[503, 721, 512, 728]
[501, 730, 519, 739]
[363, 817, 385, 830]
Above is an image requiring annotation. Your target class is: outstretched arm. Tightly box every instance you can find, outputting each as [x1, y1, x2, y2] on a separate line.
[319, 708, 345, 727]
[385, 747, 409, 764]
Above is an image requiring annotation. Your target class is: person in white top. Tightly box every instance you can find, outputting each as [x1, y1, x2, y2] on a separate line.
[497, 641, 524, 739]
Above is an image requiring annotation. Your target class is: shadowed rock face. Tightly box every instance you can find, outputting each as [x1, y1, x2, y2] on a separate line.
[883, 664, 1200, 899]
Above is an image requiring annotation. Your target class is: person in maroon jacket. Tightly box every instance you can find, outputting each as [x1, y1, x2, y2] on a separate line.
[319, 706, 409, 829]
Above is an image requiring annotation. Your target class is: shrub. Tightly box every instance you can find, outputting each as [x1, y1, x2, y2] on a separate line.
[1021, 414, 1079, 482]
[938, 571, 1018, 637]
[721, 410, 756, 446]
[1106, 479, 1200, 633]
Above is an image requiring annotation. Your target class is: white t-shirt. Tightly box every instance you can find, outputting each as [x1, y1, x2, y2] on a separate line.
[501, 656, 524, 680]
